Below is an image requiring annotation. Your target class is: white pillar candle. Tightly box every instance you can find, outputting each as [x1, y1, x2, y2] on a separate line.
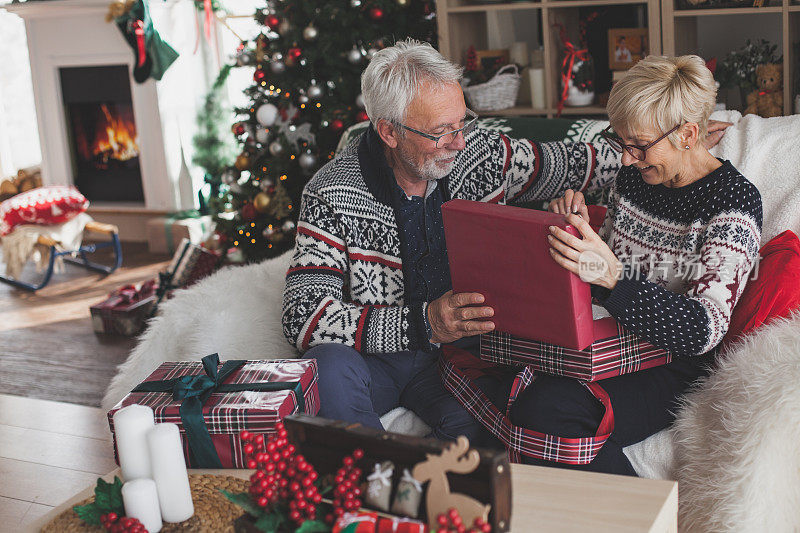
[113, 404, 155, 481]
[529, 67, 546, 110]
[146, 423, 194, 523]
[121, 479, 163, 533]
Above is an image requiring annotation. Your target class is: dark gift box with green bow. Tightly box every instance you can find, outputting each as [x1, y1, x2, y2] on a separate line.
[107, 354, 319, 468]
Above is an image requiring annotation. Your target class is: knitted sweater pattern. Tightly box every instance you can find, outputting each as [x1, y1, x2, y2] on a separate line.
[282, 127, 620, 353]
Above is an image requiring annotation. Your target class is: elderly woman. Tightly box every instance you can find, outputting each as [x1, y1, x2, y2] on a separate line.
[510, 55, 763, 475]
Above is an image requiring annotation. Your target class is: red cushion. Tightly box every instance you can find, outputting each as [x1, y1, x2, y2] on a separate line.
[0, 186, 89, 236]
[722, 230, 800, 347]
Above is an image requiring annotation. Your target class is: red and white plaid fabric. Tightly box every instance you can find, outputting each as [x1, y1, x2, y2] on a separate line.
[480, 320, 672, 382]
[440, 357, 613, 465]
[108, 359, 319, 468]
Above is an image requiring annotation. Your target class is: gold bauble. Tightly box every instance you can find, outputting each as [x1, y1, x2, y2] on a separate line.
[253, 192, 272, 212]
[234, 153, 251, 171]
[397, 0, 408, 5]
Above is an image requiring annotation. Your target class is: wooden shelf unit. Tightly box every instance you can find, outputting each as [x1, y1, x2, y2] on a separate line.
[436, 0, 662, 118]
[661, 0, 799, 115]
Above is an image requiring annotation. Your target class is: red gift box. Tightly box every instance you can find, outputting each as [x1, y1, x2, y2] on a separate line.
[376, 516, 426, 533]
[165, 237, 220, 289]
[480, 317, 673, 382]
[107, 355, 319, 468]
[90, 280, 157, 336]
[333, 511, 378, 533]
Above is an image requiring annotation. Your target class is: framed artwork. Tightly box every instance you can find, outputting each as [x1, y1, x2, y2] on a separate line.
[474, 49, 510, 71]
[608, 28, 648, 70]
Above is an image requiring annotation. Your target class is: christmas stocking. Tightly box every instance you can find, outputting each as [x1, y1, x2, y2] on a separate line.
[115, 0, 179, 83]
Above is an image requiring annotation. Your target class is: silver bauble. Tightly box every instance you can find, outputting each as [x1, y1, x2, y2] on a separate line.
[355, 93, 365, 108]
[272, 52, 284, 61]
[347, 47, 363, 64]
[298, 152, 317, 171]
[255, 127, 270, 144]
[282, 220, 297, 233]
[302, 25, 318, 40]
[307, 83, 323, 99]
[326, 80, 337, 89]
[298, 94, 309, 104]
[269, 141, 285, 156]
[255, 103, 279, 126]
[270, 60, 286, 74]
[278, 20, 292, 34]
[350, 0, 362, 6]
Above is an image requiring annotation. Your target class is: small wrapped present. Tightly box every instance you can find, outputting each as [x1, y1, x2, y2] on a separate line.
[480, 317, 673, 382]
[390, 469, 423, 518]
[365, 460, 394, 511]
[107, 354, 319, 468]
[145, 212, 212, 254]
[376, 516, 426, 533]
[90, 280, 157, 336]
[162, 237, 220, 290]
[333, 511, 378, 533]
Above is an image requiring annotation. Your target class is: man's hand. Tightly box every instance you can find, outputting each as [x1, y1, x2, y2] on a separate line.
[548, 213, 622, 290]
[703, 119, 733, 150]
[427, 290, 494, 344]
[548, 189, 589, 219]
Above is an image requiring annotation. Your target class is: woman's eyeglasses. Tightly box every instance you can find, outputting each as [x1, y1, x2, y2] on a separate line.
[600, 124, 681, 161]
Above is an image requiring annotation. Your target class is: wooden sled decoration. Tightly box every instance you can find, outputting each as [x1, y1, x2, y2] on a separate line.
[412, 435, 491, 529]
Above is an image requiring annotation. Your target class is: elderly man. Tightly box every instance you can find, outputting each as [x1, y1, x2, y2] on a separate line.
[281, 38, 624, 441]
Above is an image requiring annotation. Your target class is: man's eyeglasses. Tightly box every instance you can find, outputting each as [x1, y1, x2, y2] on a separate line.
[399, 109, 479, 149]
[600, 124, 681, 161]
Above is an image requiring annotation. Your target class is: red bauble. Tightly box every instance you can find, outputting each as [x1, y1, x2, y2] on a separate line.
[241, 203, 258, 221]
[369, 7, 384, 20]
[254, 69, 266, 82]
[288, 47, 302, 59]
[265, 14, 280, 29]
[330, 119, 344, 132]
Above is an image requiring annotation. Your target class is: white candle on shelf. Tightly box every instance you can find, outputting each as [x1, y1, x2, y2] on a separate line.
[121, 479, 163, 533]
[529, 67, 546, 110]
[113, 404, 155, 481]
[146, 423, 194, 523]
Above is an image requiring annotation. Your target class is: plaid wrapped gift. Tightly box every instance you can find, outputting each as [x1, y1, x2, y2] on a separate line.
[480, 317, 673, 382]
[107, 354, 319, 468]
[440, 354, 614, 465]
[90, 280, 156, 336]
[164, 237, 220, 289]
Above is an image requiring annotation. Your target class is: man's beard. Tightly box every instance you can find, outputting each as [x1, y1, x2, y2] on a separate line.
[398, 143, 459, 181]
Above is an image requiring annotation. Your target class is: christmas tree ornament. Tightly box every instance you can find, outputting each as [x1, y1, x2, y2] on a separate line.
[307, 82, 323, 99]
[232, 122, 246, 136]
[284, 122, 316, 152]
[269, 141, 285, 156]
[350, 0, 362, 7]
[397, 0, 409, 5]
[253, 192, 272, 212]
[390, 468, 423, 518]
[302, 24, 318, 41]
[298, 94, 309, 104]
[265, 14, 280, 30]
[366, 47, 379, 60]
[256, 103, 279, 127]
[221, 170, 238, 185]
[355, 93, 365, 108]
[330, 119, 344, 132]
[235, 153, 251, 171]
[288, 47, 303, 60]
[278, 19, 292, 35]
[254, 68, 266, 82]
[255, 127, 270, 144]
[356, 110, 369, 122]
[298, 151, 317, 172]
[270, 60, 286, 74]
[281, 220, 297, 233]
[262, 225, 278, 240]
[259, 178, 276, 192]
[327, 80, 337, 90]
[368, 7, 385, 20]
[241, 202, 258, 221]
[365, 461, 394, 511]
[347, 46, 363, 64]
[299, 58, 307, 67]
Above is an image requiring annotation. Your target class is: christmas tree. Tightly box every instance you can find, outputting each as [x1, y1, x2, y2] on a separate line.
[207, 0, 436, 263]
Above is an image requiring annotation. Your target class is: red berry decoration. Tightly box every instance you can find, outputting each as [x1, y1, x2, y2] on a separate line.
[100, 513, 148, 533]
[288, 47, 302, 60]
[435, 508, 492, 533]
[368, 7, 384, 20]
[265, 14, 280, 29]
[254, 69, 266, 82]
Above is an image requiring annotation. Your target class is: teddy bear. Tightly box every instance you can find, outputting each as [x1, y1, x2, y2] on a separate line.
[745, 63, 783, 118]
[0, 166, 42, 203]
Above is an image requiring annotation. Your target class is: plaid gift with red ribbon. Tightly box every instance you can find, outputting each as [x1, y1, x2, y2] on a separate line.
[480, 318, 673, 382]
[165, 237, 221, 289]
[440, 353, 613, 465]
[108, 356, 319, 468]
[90, 280, 157, 336]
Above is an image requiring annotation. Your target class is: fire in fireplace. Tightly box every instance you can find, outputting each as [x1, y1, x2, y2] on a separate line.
[60, 65, 145, 203]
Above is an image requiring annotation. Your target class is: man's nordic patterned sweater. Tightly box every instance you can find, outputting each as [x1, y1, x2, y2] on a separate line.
[282, 127, 620, 353]
[597, 160, 763, 356]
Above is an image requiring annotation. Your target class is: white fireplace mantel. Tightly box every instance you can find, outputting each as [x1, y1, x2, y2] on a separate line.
[3, 0, 214, 213]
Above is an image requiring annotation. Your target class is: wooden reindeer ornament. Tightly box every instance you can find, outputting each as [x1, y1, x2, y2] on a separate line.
[412, 435, 491, 528]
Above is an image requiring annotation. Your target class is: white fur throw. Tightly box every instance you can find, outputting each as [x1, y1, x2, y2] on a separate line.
[673, 311, 800, 532]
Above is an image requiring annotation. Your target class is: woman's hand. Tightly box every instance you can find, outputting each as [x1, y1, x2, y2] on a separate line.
[548, 189, 589, 220]
[703, 119, 733, 150]
[548, 213, 622, 290]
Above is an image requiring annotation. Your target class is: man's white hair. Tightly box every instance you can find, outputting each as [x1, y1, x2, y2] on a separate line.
[361, 38, 463, 125]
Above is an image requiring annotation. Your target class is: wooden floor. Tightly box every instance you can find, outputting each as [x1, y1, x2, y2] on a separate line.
[0, 241, 170, 406]
[0, 393, 116, 532]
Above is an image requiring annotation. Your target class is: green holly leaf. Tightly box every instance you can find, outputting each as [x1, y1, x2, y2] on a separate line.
[72, 502, 103, 526]
[254, 512, 286, 533]
[220, 490, 263, 517]
[294, 519, 329, 533]
[94, 477, 124, 513]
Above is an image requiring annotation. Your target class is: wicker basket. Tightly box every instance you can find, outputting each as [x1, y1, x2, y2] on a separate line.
[463, 64, 521, 111]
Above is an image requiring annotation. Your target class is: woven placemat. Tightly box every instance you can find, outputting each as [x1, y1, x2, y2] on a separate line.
[41, 474, 249, 533]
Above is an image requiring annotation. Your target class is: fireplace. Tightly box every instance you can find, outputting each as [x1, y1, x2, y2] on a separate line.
[60, 65, 144, 203]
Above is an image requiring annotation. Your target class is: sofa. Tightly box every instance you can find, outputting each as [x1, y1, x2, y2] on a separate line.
[103, 110, 800, 531]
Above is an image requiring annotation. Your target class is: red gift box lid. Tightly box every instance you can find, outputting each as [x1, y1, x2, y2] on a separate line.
[443, 199, 594, 350]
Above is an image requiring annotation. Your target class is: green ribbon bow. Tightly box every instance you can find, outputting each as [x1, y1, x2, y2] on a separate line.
[133, 353, 305, 468]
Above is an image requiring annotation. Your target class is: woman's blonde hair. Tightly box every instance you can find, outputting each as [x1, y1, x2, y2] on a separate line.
[606, 55, 717, 148]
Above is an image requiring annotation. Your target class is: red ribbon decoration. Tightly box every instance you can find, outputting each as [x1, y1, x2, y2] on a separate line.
[104, 279, 157, 309]
[133, 20, 147, 68]
[553, 23, 590, 117]
[203, 0, 213, 41]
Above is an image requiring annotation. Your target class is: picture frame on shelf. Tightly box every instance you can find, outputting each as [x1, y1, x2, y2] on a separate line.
[608, 28, 648, 70]
[475, 49, 510, 71]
